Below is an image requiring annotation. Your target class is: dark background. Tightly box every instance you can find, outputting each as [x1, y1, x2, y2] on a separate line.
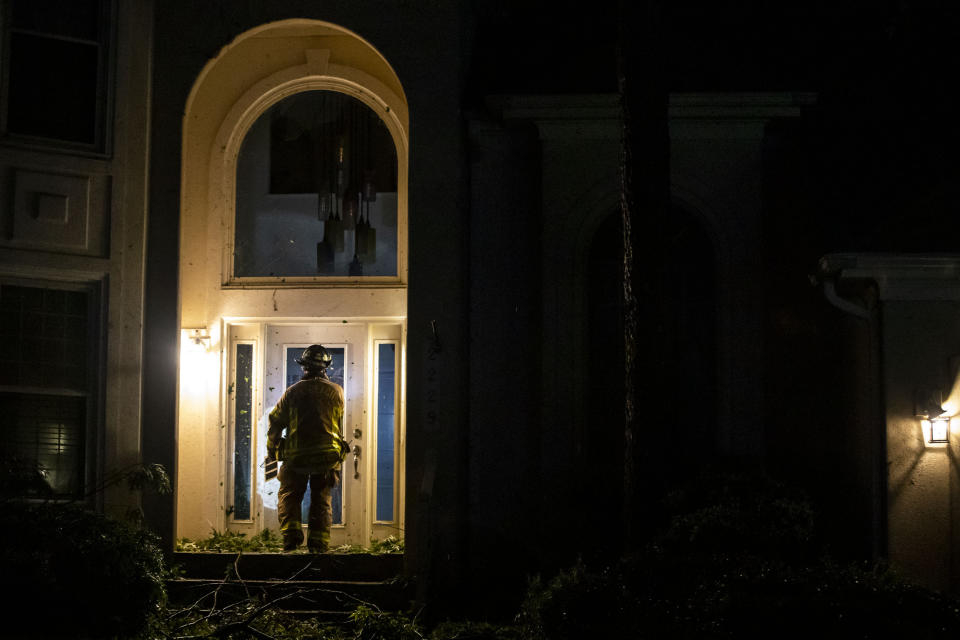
[470, 0, 960, 252]
[464, 0, 960, 583]
[135, 0, 960, 618]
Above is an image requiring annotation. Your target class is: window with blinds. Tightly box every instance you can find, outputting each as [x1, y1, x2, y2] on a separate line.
[0, 282, 97, 499]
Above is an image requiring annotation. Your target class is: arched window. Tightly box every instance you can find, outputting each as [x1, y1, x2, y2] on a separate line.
[235, 90, 399, 278]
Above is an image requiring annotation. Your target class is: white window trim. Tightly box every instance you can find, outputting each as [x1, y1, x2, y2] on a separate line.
[210, 52, 409, 289]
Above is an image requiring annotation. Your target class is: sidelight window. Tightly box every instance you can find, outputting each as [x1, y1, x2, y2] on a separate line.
[375, 342, 397, 522]
[230, 343, 254, 521]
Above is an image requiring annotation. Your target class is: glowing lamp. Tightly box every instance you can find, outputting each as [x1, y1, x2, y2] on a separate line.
[317, 192, 331, 221]
[915, 388, 949, 445]
[929, 416, 950, 443]
[183, 327, 211, 352]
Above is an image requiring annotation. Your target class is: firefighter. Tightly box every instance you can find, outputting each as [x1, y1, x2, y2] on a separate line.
[266, 344, 347, 552]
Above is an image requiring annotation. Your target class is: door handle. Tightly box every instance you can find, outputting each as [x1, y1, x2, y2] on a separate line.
[352, 443, 361, 479]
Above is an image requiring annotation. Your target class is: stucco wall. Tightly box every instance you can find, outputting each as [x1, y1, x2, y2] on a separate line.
[884, 299, 960, 592]
[824, 255, 960, 593]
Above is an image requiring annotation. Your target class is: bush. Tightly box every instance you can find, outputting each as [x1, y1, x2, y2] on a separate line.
[0, 502, 168, 639]
[429, 619, 522, 640]
[517, 560, 633, 640]
[517, 468, 960, 639]
[177, 530, 404, 554]
[176, 527, 285, 553]
[350, 605, 423, 640]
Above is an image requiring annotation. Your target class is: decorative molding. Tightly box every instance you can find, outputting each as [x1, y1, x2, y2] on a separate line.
[305, 49, 331, 75]
[10, 169, 92, 253]
[488, 92, 816, 142]
[0, 248, 110, 281]
[208, 62, 408, 289]
[821, 253, 960, 301]
[669, 92, 816, 119]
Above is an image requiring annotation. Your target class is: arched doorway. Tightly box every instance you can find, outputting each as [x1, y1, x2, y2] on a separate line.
[583, 203, 717, 553]
[175, 20, 408, 548]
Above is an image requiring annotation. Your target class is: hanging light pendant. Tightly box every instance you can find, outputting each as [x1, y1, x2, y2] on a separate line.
[317, 190, 332, 221]
[359, 170, 377, 264]
[365, 224, 377, 264]
[343, 188, 358, 231]
[316, 238, 335, 273]
[355, 208, 372, 265]
[360, 199, 376, 264]
[362, 175, 377, 203]
[324, 191, 344, 254]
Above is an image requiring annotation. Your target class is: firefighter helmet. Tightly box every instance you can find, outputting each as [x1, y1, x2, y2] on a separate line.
[295, 344, 333, 372]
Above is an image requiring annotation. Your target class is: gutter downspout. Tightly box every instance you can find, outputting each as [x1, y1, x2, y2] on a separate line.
[821, 276, 871, 319]
[814, 258, 886, 563]
[815, 255, 872, 319]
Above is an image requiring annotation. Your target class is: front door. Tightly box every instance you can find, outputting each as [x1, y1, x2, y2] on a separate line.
[263, 323, 365, 547]
[225, 321, 403, 549]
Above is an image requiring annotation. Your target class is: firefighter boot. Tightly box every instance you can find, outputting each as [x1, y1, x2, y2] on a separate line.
[282, 529, 304, 552]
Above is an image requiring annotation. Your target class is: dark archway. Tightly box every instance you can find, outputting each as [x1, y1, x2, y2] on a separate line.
[661, 204, 718, 477]
[584, 203, 717, 554]
[584, 211, 627, 559]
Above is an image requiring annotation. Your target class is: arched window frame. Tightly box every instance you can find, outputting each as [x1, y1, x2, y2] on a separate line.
[210, 50, 408, 288]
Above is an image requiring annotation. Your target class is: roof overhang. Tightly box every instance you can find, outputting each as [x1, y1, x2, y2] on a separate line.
[819, 253, 960, 301]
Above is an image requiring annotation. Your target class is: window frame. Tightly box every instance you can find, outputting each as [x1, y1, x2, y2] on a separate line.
[372, 339, 399, 524]
[0, 276, 105, 502]
[227, 339, 256, 523]
[216, 75, 408, 289]
[233, 88, 401, 281]
[0, 0, 116, 157]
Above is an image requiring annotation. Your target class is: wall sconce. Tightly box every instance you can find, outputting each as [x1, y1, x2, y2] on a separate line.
[929, 416, 950, 443]
[916, 388, 949, 444]
[183, 327, 211, 351]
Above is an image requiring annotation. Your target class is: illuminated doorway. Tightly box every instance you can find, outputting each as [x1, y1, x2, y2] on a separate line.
[175, 19, 408, 547]
[224, 322, 403, 547]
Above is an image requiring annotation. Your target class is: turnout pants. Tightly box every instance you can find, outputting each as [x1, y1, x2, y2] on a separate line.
[277, 464, 339, 550]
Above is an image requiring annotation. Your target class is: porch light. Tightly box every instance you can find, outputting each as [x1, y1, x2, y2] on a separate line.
[183, 327, 211, 351]
[929, 416, 950, 443]
[916, 388, 950, 445]
[179, 327, 218, 400]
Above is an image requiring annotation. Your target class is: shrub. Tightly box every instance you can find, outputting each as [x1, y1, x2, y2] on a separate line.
[0, 502, 168, 639]
[348, 605, 423, 640]
[176, 530, 404, 554]
[429, 619, 522, 640]
[176, 527, 285, 553]
[517, 560, 634, 640]
[517, 468, 960, 639]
